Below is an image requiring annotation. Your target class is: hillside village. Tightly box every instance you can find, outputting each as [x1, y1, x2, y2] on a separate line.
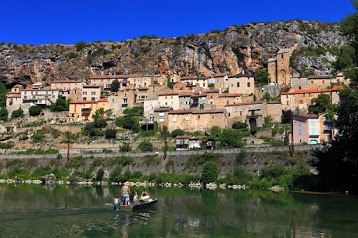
[1, 48, 349, 150]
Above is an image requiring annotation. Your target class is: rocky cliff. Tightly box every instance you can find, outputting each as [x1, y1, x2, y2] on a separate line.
[0, 20, 346, 87]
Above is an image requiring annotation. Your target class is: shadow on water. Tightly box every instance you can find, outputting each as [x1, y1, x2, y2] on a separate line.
[1, 184, 358, 237]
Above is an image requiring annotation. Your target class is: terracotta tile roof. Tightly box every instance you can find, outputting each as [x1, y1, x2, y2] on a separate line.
[225, 101, 263, 107]
[179, 92, 194, 97]
[168, 109, 195, 114]
[230, 73, 251, 78]
[307, 75, 331, 79]
[90, 74, 138, 79]
[70, 100, 97, 104]
[83, 85, 101, 88]
[158, 92, 178, 96]
[154, 107, 172, 112]
[295, 114, 319, 119]
[180, 76, 196, 80]
[98, 98, 108, 102]
[218, 93, 241, 97]
[281, 88, 332, 95]
[204, 89, 220, 93]
[6, 92, 21, 98]
[212, 72, 228, 78]
[52, 80, 79, 83]
[192, 109, 225, 114]
[331, 85, 345, 91]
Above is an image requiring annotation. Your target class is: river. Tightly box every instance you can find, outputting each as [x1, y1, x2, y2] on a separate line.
[0, 184, 357, 237]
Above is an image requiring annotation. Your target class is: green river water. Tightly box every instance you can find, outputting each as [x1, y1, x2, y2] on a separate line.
[0, 184, 358, 237]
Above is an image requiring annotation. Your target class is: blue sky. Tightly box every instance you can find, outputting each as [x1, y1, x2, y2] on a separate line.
[1, 0, 355, 45]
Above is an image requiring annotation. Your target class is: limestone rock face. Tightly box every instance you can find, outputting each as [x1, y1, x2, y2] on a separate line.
[0, 20, 347, 87]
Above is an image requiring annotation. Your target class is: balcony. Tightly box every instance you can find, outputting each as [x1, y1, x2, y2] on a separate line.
[81, 108, 91, 116]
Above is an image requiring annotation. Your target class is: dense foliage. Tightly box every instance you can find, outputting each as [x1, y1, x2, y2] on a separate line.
[201, 161, 220, 184]
[29, 105, 42, 116]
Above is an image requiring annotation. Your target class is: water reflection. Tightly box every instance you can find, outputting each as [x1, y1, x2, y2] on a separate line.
[1, 185, 358, 237]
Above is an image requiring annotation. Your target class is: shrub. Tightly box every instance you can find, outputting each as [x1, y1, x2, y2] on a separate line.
[171, 128, 185, 138]
[11, 108, 24, 119]
[138, 141, 153, 152]
[109, 164, 123, 182]
[105, 128, 117, 139]
[201, 161, 220, 185]
[120, 143, 132, 152]
[29, 105, 42, 116]
[96, 168, 104, 181]
[232, 121, 246, 129]
[0, 142, 14, 149]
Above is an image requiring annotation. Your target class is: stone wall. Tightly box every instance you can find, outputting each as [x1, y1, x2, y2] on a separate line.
[0, 145, 320, 177]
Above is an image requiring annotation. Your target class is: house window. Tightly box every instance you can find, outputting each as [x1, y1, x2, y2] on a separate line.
[198, 115, 200, 119]
[91, 92, 95, 95]
[112, 99, 114, 103]
[240, 111, 242, 116]
[311, 120, 316, 126]
[311, 81, 313, 84]
[237, 82, 240, 87]
[247, 82, 250, 87]
[228, 113, 231, 117]
[298, 129, 302, 135]
[311, 128, 316, 135]
[322, 80, 325, 84]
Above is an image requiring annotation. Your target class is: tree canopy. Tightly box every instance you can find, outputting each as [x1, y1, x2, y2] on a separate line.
[254, 68, 270, 85]
[336, 0, 358, 85]
[308, 94, 335, 114]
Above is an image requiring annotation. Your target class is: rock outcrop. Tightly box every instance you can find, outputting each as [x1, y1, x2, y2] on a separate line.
[0, 20, 347, 87]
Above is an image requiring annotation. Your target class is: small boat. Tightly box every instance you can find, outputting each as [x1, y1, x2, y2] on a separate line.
[114, 198, 158, 211]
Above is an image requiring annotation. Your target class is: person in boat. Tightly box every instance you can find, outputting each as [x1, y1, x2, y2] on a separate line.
[113, 194, 119, 210]
[121, 181, 131, 205]
[140, 191, 150, 201]
[130, 191, 139, 203]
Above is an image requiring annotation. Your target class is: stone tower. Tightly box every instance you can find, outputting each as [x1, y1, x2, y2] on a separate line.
[267, 48, 290, 85]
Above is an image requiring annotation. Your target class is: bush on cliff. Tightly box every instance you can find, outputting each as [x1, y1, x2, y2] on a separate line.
[201, 161, 220, 184]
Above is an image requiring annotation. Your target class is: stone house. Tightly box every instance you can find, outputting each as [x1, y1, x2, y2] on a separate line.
[281, 86, 343, 113]
[227, 74, 255, 95]
[166, 109, 228, 132]
[225, 101, 282, 129]
[135, 87, 149, 106]
[173, 81, 190, 93]
[82, 85, 101, 101]
[154, 107, 172, 128]
[68, 87, 83, 101]
[290, 75, 333, 90]
[68, 98, 108, 122]
[214, 93, 242, 109]
[158, 92, 180, 109]
[207, 72, 229, 90]
[90, 75, 129, 91]
[21, 87, 60, 106]
[117, 89, 136, 110]
[50, 80, 83, 91]
[129, 74, 153, 88]
[181, 76, 208, 89]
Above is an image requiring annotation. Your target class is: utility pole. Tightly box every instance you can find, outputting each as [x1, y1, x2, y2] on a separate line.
[289, 110, 294, 156]
[66, 131, 71, 163]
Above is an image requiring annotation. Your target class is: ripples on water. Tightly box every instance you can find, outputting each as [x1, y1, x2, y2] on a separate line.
[1, 185, 358, 237]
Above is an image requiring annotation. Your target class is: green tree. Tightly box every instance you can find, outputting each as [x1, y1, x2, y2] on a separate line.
[11, 107, 24, 119]
[0, 82, 9, 107]
[171, 128, 185, 137]
[263, 92, 271, 101]
[105, 128, 117, 139]
[138, 141, 153, 152]
[308, 94, 335, 114]
[201, 161, 220, 184]
[123, 106, 144, 116]
[110, 79, 120, 92]
[115, 116, 140, 132]
[312, 88, 358, 193]
[50, 97, 70, 112]
[337, 0, 358, 85]
[0, 107, 8, 121]
[219, 129, 245, 148]
[120, 143, 132, 152]
[75, 41, 88, 52]
[29, 105, 42, 116]
[232, 121, 246, 129]
[254, 68, 270, 85]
